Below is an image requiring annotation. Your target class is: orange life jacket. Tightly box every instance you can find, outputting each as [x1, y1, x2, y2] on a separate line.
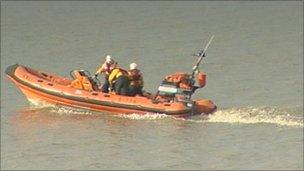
[128, 69, 143, 87]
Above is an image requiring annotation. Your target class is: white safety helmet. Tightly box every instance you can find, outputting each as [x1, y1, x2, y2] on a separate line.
[105, 55, 112, 64]
[130, 63, 138, 70]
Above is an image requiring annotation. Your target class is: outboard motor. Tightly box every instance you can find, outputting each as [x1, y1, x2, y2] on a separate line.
[153, 35, 214, 115]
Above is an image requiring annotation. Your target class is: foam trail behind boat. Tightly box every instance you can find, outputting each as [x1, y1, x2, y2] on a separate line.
[26, 97, 303, 127]
[202, 106, 303, 127]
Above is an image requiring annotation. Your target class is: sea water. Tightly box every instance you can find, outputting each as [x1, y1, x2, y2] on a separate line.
[1, 1, 303, 170]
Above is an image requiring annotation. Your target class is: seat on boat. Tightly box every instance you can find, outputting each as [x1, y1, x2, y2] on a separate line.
[68, 70, 98, 91]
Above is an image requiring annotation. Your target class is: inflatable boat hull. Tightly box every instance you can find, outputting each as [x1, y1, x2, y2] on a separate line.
[6, 64, 216, 117]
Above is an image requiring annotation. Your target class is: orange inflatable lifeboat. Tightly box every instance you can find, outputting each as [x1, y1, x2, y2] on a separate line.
[6, 36, 216, 118]
[5, 64, 216, 118]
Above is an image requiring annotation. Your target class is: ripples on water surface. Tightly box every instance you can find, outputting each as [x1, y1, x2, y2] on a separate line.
[3, 104, 302, 170]
[2, 95, 303, 170]
[1, 1, 303, 170]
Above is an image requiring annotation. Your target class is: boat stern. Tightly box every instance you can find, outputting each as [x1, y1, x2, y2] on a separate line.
[195, 99, 217, 115]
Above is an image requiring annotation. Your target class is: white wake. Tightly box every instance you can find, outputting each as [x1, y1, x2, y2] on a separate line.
[203, 106, 303, 127]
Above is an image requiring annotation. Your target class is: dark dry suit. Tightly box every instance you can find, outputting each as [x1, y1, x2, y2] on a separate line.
[128, 69, 144, 96]
[108, 68, 130, 95]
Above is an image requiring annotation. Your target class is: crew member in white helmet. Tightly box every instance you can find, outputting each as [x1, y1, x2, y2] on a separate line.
[128, 62, 144, 96]
[95, 55, 118, 93]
